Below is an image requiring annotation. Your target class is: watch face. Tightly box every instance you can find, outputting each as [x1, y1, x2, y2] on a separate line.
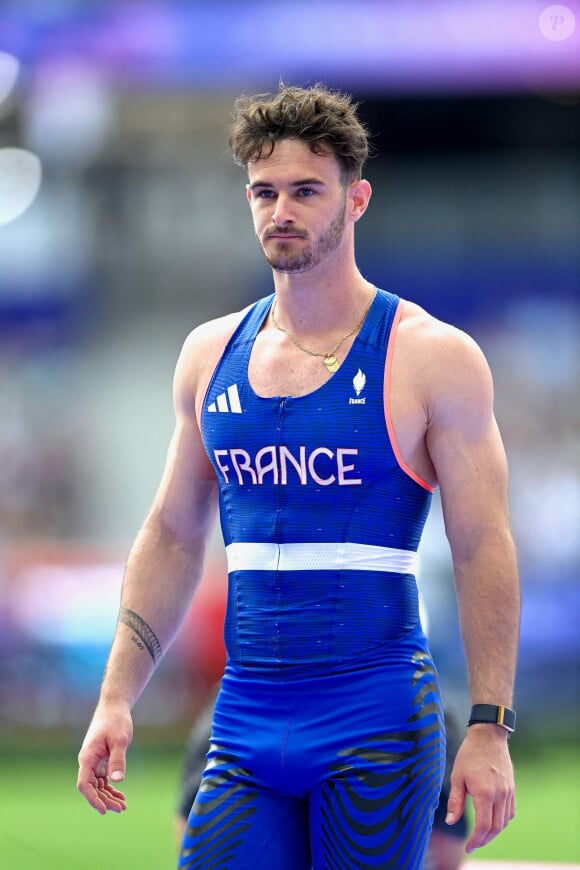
[497, 706, 516, 731]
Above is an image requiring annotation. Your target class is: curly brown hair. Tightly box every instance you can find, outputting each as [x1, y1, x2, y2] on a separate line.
[228, 83, 371, 185]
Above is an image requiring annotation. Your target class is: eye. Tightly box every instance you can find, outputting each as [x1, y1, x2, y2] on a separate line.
[255, 189, 275, 200]
[297, 187, 315, 197]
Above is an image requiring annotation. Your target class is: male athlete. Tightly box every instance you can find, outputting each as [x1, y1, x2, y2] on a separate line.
[77, 83, 520, 869]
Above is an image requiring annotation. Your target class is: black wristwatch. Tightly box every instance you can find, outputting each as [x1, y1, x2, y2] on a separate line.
[468, 704, 516, 733]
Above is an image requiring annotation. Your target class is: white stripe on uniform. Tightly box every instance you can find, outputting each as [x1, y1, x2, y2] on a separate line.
[225, 541, 417, 575]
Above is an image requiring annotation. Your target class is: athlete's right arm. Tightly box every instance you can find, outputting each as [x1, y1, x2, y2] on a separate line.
[77, 316, 239, 814]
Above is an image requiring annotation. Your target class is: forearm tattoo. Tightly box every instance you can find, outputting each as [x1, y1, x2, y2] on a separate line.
[119, 607, 163, 664]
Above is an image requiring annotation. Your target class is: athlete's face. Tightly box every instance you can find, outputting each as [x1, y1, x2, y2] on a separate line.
[246, 138, 350, 274]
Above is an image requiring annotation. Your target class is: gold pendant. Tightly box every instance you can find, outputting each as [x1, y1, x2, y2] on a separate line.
[324, 354, 339, 373]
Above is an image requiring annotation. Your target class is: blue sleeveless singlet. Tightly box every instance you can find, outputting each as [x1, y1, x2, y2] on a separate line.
[179, 289, 445, 870]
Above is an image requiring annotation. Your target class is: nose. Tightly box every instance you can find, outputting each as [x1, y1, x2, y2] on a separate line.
[271, 193, 295, 226]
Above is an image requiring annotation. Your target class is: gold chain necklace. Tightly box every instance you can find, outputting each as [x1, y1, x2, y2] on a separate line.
[270, 291, 375, 373]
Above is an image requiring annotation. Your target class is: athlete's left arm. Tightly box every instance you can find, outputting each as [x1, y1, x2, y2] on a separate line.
[425, 324, 520, 856]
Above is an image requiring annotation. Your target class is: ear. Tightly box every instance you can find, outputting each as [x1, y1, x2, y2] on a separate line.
[348, 179, 372, 223]
[246, 183, 253, 205]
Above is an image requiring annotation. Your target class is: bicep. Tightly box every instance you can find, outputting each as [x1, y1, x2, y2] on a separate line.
[148, 336, 219, 545]
[147, 311, 246, 544]
[151, 417, 218, 544]
[425, 336, 511, 561]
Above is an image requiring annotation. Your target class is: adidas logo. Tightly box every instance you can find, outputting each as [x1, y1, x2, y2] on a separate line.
[208, 384, 242, 414]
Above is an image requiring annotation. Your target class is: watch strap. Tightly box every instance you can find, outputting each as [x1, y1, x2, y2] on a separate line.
[468, 703, 516, 733]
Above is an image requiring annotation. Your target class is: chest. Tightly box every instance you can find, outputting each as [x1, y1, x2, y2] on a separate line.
[247, 330, 359, 399]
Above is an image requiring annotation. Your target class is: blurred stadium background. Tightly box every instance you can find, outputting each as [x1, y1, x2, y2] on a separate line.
[0, 1, 579, 867]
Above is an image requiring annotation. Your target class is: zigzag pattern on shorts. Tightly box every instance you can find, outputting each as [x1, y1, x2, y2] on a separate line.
[316, 654, 444, 869]
[179, 745, 258, 870]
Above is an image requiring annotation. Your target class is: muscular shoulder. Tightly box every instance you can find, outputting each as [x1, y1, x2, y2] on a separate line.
[397, 299, 494, 425]
[173, 305, 253, 419]
[181, 307, 251, 375]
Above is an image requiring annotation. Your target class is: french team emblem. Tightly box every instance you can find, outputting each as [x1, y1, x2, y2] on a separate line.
[353, 369, 366, 396]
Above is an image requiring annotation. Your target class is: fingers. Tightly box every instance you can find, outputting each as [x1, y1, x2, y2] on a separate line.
[77, 747, 128, 814]
[465, 786, 515, 854]
[108, 749, 127, 784]
[77, 768, 127, 815]
[96, 778, 127, 813]
[465, 795, 492, 853]
[445, 782, 466, 827]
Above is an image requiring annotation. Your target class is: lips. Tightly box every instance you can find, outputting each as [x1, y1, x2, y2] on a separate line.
[265, 231, 305, 240]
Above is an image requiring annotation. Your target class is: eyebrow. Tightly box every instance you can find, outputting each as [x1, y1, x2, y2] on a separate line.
[248, 178, 326, 191]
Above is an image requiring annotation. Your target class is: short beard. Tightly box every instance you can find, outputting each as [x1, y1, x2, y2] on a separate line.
[259, 195, 347, 274]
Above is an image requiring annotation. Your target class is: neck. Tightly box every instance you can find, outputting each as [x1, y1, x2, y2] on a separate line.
[272, 269, 374, 335]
